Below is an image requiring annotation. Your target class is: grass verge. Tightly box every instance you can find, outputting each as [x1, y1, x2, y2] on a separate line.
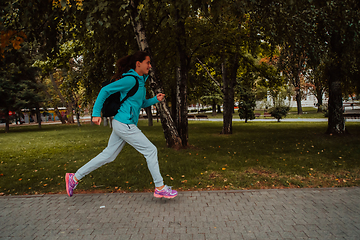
[0, 120, 359, 195]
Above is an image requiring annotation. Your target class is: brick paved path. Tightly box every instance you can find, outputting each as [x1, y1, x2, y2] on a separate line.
[1, 187, 359, 240]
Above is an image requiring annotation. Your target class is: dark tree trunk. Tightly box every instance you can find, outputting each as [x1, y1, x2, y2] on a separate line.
[212, 100, 217, 116]
[326, 73, 345, 134]
[4, 107, 10, 133]
[75, 106, 81, 127]
[67, 106, 74, 124]
[326, 33, 346, 134]
[294, 74, 303, 115]
[221, 60, 232, 134]
[295, 91, 303, 114]
[54, 107, 66, 124]
[221, 55, 238, 134]
[145, 106, 153, 127]
[316, 90, 323, 113]
[89, 105, 94, 126]
[35, 105, 42, 129]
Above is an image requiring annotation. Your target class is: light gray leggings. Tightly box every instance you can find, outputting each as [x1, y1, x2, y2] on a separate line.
[74, 119, 164, 187]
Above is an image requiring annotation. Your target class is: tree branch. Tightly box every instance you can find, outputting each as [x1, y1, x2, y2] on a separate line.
[196, 58, 221, 87]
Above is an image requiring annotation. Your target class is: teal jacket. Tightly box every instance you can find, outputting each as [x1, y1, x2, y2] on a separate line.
[92, 69, 159, 125]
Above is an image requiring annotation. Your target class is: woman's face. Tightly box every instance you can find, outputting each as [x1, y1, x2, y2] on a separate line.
[136, 56, 151, 76]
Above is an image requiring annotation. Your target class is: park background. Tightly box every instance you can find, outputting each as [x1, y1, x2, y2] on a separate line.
[1, 0, 360, 195]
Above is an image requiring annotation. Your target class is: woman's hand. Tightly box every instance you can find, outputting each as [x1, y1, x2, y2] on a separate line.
[157, 93, 165, 102]
[92, 117, 102, 125]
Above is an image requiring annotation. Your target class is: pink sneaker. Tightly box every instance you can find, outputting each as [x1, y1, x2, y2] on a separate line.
[154, 185, 178, 199]
[65, 173, 78, 197]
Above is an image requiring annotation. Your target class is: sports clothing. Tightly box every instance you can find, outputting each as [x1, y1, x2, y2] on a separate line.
[74, 120, 164, 187]
[92, 69, 158, 126]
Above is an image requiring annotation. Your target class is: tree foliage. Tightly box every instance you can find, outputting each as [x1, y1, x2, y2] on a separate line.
[2, 0, 360, 137]
[240, 0, 360, 134]
[0, 45, 42, 132]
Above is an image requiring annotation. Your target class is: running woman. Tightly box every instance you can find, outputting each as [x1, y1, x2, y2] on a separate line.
[65, 51, 177, 199]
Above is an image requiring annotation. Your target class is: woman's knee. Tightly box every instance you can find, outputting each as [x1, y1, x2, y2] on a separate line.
[145, 144, 157, 158]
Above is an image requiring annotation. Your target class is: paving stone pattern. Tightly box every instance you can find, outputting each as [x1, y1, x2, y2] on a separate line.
[0, 187, 359, 240]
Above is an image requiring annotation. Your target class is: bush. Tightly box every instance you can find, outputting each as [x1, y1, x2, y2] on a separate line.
[269, 106, 290, 122]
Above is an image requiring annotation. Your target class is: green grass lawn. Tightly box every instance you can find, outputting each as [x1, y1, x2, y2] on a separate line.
[0, 120, 359, 196]
[286, 107, 325, 118]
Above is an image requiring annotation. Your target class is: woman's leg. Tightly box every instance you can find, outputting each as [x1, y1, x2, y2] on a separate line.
[112, 120, 164, 188]
[74, 128, 126, 181]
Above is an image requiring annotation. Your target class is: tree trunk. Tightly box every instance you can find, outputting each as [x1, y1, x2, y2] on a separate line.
[15, 111, 19, 125]
[326, 72, 345, 134]
[50, 72, 66, 104]
[75, 105, 81, 127]
[176, 63, 188, 147]
[316, 89, 323, 113]
[295, 90, 303, 114]
[175, 67, 181, 129]
[35, 105, 42, 128]
[129, 0, 182, 148]
[145, 106, 153, 126]
[221, 55, 238, 134]
[69, 96, 78, 125]
[212, 100, 217, 116]
[326, 33, 346, 135]
[172, 4, 188, 147]
[54, 107, 66, 124]
[221, 61, 231, 134]
[221, 65, 230, 133]
[5, 107, 10, 133]
[67, 106, 74, 124]
[294, 75, 303, 114]
[89, 105, 94, 126]
[144, 92, 153, 126]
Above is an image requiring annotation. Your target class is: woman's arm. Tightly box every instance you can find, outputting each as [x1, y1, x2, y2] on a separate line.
[141, 93, 165, 109]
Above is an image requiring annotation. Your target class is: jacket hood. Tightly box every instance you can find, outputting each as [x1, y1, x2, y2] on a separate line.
[122, 69, 149, 82]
